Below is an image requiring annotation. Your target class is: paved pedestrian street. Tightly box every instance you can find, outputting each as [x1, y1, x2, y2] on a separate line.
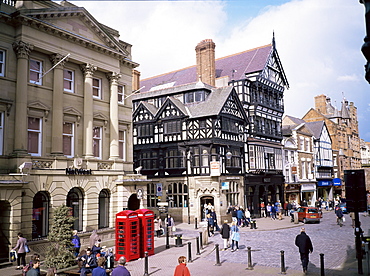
[203, 210, 370, 274]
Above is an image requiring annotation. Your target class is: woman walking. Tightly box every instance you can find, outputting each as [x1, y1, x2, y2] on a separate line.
[230, 221, 240, 252]
[13, 232, 27, 270]
[220, 220, 230, 251]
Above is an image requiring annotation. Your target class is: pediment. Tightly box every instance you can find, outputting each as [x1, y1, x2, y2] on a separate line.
[133, 103, 156, 122]
[93, 112, 108, 121]
[28, 101, 50, 111]
[24, 7, 129, 56]
[63, 106, 82, 116]
[220, 92, 246, 120]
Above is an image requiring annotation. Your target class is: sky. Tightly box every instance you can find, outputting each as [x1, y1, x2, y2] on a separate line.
[69, 0, 370, 140]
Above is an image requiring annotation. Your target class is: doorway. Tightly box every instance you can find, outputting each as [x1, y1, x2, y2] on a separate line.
[200, 196, 214, 221]
[32, 192, 50, 239]
[0, 201, 11, 263]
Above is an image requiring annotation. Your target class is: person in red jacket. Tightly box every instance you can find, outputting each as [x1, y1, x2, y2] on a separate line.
[173, 256, 191, 276]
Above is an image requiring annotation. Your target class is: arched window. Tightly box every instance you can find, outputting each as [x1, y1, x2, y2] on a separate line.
[99, 189, 110, 229]
[32, 192, 50, 239]
[67, 188, 84, 231]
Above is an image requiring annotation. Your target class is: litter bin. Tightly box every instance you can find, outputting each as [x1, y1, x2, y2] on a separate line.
[175, 234, 183, 247]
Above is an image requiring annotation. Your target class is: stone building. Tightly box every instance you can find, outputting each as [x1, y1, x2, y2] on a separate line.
[134, 37, 289, 220]
[303, 94, 361, 197]
[0, 0, 146, 262]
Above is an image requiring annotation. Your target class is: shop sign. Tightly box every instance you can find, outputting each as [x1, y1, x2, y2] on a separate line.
[301, 183, 316, 191]
[291, 166, 297, 174]
[221, 182, 229, 190]
[333, 178, 342, 186]
[210, 161, 221, 176]
[318, 180, 332, 187]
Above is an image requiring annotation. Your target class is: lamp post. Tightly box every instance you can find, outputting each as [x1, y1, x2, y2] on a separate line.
[360, 0, 370, 83]
[187, 151, 192, 224]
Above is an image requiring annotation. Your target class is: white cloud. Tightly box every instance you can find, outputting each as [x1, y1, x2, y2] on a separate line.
[71, 0, 370, 139]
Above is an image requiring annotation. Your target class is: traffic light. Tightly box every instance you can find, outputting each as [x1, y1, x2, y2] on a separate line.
[344, 170, 367, 212]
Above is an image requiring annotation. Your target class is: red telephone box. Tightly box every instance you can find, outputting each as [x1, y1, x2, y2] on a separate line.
[115, 210, 140, 262]
[136, 209, 155, 257]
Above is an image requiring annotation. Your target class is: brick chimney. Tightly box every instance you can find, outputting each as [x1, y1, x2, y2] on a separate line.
[195, 39, 215, 86]
[132, 69, 140, 91]
[314, 94, 327, 114]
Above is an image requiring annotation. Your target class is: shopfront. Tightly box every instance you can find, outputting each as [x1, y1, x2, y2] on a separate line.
[300, 183, 317, 206]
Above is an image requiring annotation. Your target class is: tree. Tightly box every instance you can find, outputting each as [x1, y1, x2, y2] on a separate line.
[44, 205, 76, 269]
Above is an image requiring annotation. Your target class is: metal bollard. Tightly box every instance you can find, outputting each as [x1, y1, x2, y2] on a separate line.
[246, 246, 253, 270]
[366, 243, 370, 276]
[199, 231, 203, 249]
[320, 253, 325, 276]
[196, 236, 201, 255]
[166, 226, 170, 249]
[280, 250, 286, 274]
[215, 244, 221, 266]
[188, 242, 192, 263]
[143, 251, 149, 276]
[195, 217, 198, 229]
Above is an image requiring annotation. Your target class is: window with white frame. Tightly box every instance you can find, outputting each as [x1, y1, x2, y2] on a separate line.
[0, 50, 5, 77]
[92, 78, 102, 99]
[119, 130, 126, 161]
[301, 161, 306, 179]
[63, 69, 74, 93]
[0, 111, 3, 155]
[306, 138, 310, 152]
[93, 126, 102, 158]
[30, 59, 43, 85]
[118, 85, 125, 104]
[28, 117, 42, 156]
[63, 122, 74, 157]
[299, 137, 304, 150]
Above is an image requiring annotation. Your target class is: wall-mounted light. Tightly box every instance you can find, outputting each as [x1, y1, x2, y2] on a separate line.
[226, 151, 232, 160]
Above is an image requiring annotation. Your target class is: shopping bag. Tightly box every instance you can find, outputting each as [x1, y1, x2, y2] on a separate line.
[172, 226, 176, 232]
[10, 250, 17, 262]
[24, 243, 30, 253]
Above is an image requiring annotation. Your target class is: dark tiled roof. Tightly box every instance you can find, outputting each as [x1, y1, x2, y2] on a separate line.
[283, 115, 305, 126]
[140, 44, 272, 92]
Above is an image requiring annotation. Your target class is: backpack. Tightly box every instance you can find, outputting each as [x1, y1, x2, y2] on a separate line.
[72, 237, 79, 248]
[22, 264, 30, 276]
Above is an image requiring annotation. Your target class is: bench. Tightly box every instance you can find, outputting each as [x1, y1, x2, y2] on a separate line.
[63, 268, 111, 276]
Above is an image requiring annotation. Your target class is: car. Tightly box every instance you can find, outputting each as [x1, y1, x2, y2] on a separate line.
[295, 206, 321, 224]
[339, 202, 348, 214]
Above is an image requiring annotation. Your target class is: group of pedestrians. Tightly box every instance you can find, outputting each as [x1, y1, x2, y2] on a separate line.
[219, 220, 240, 252]
[154, 214, 175, 237]
[227, 205, 251, 227]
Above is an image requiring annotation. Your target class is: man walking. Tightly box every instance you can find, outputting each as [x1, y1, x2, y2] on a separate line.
[295, 227, 313, 274]
[111, 256, 131, 276]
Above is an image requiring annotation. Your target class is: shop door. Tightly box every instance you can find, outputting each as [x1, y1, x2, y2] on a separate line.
[0, 201, 10, 263]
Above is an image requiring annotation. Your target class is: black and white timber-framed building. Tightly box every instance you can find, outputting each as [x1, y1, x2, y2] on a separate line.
[133, 37, 289, 220]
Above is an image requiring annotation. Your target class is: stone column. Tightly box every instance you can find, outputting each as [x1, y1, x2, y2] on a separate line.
[107, 72, 121, 160]
[80, 64, 97, 159]
[12, 41, 33, 155]
[50, 53, 68, 155]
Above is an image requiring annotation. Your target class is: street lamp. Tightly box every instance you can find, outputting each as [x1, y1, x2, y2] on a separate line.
[360, 0, 370, 83]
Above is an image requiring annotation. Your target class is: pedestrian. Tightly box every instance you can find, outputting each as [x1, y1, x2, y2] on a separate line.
[26, 260, 40, 276]
[206, 213, 214, 237]
[230, 221, 240, 252]
[260, 201, 266, 218]
[23, 253, 40, 276]
[92, 239, 102, 257]
[295, 227, 313, 274]
[92, 257, 108, 276]
[231, 206, 238, 222]
[210, 209, 220, 231]
[111, 256, 131, 276]
[154, 216, 163, 237]
[350, 212, 356, 228]
[335, 206, 344, 226]
[13, 232, 28, 270]
[89, 229, 99, 249]
[173, 256, 191, 276]
[236, 207, 244, 226]
[266, 203, 272, 218]
[271, 204, 277, 220]
[78, 248, 97, 276]
[220, 220, 230, 251]
[165, 214, 175, 237]
[72, 230, 81, 257]
[244, 208, 251, 227]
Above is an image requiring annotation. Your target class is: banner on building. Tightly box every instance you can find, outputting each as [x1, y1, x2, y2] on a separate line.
[210, 161, 221, 176]
[221, 182, 229, 190]
[156, 183, 163, 197]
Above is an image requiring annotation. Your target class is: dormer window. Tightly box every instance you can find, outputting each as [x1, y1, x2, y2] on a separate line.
[184, 90, 206, 103]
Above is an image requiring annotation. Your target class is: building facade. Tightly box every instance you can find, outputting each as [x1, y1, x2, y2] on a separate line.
[303, 95, 361, 198]
[135, 38, 289, 219]
[0, 0, 146, 262]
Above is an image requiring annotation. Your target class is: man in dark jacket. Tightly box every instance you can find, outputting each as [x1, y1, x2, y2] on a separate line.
[295, 227, 313, 274]
[78, 248, 97, 276]
[220, 220, 231, 251]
